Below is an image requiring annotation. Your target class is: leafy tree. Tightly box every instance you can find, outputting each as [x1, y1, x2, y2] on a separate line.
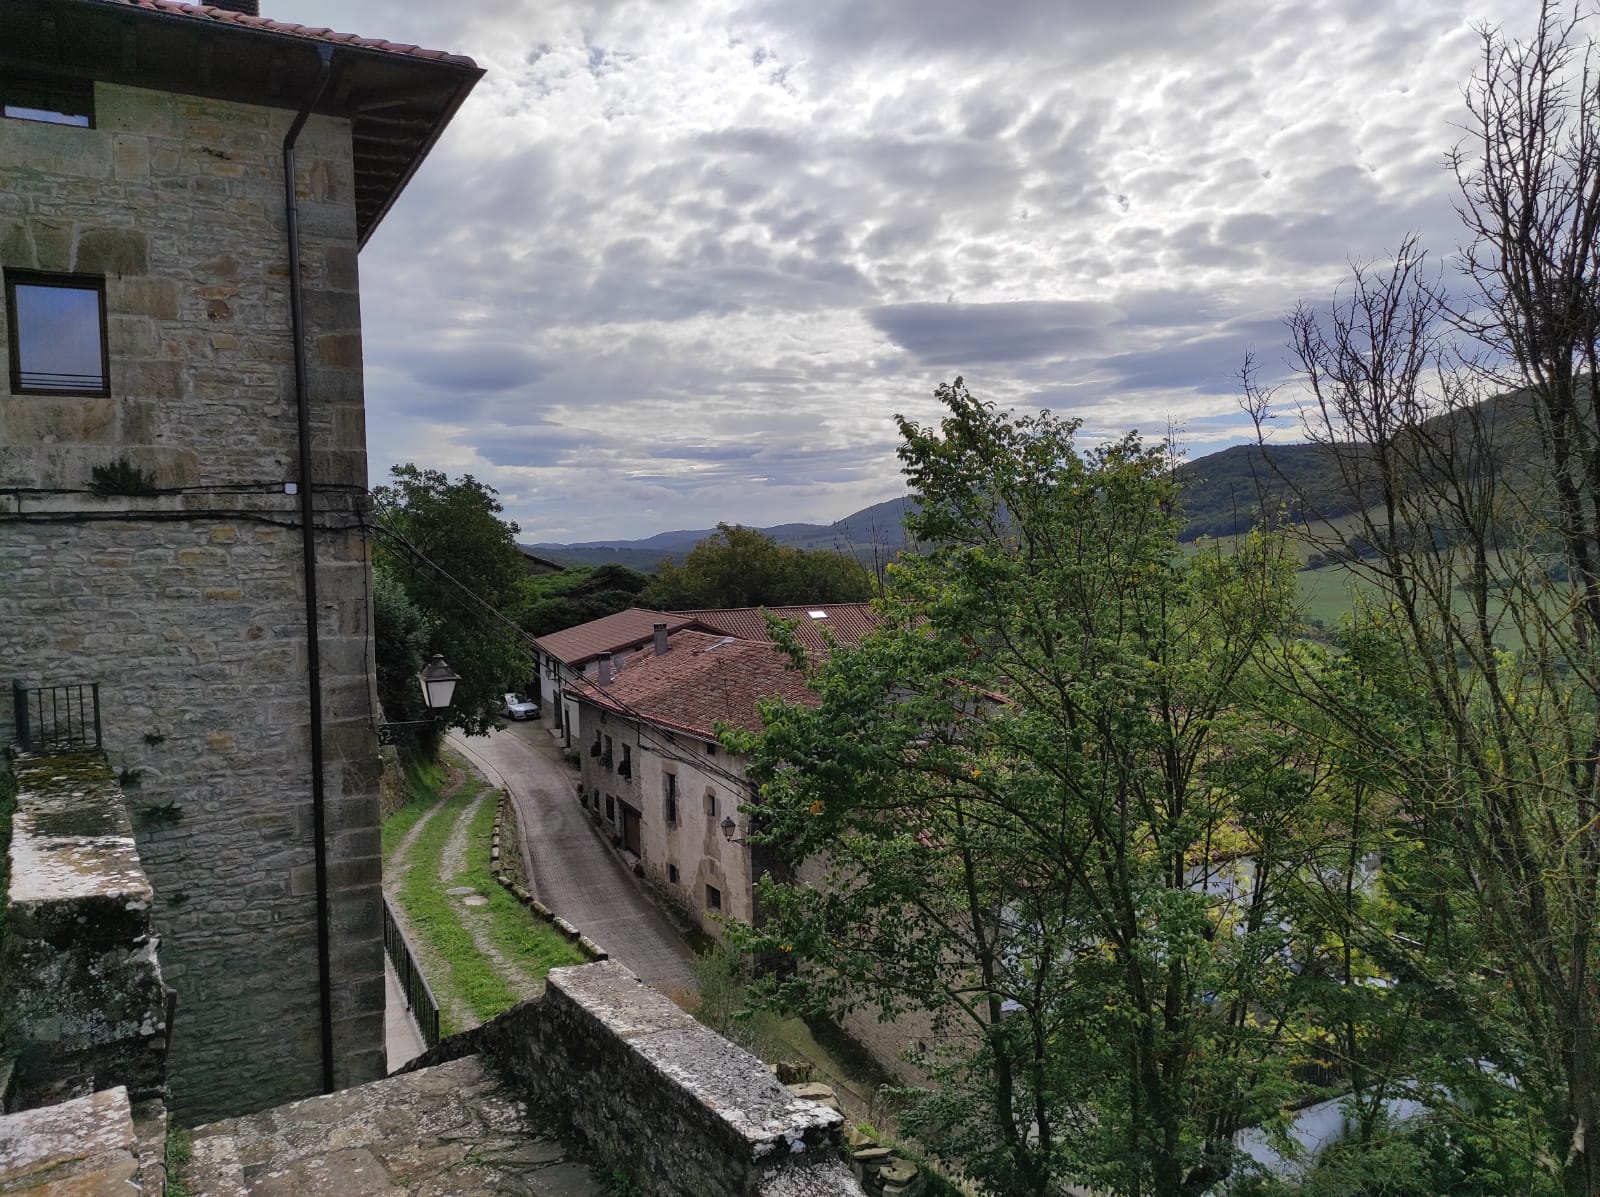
[372, 565, 430, 729]
[731, 382, 1306, 1197]
[1245, 184, 1600, 1196]
[372, 464, 530, 739]
[517, 562, 651, 637]
[639, 523, 871, 609]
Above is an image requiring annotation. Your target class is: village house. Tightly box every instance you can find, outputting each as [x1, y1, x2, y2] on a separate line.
[566, 626, 818, 936]
[531, 607, 706, 747]
[533, 601, 878, 755]
[1, 0, 480, 1120]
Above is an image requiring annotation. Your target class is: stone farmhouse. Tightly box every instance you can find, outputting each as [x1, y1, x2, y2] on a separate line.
[568, 628, 814, 936]
[0, 0, 481, 1121]
[560, 604, 878, 938]
[534, 601, 878, 755]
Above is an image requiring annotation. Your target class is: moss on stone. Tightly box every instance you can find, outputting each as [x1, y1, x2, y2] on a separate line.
[0, 762, 16, 1036]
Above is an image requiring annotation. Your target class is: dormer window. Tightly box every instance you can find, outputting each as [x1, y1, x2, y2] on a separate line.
[6, 271, 109, 396]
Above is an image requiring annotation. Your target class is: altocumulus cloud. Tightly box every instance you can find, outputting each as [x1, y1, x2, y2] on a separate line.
[272, 0, 1526, 540]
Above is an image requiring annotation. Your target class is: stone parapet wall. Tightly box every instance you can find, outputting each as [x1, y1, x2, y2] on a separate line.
[408, 960, 866, 1197]
[3, 753, 167, 1108]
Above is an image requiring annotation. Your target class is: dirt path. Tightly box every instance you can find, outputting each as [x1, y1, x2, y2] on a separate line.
[382, 766, 477, 1035]
[439, 782, 547, 1004]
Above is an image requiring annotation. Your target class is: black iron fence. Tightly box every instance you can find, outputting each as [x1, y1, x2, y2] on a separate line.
[381, 894, 441, 1049]
[12, 681, 101, 753]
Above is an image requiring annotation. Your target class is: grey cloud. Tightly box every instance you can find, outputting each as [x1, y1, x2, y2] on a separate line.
[1095, 318, 1286, 395]
[398, 345, 552, 394]
[869, 301, 1115, 366]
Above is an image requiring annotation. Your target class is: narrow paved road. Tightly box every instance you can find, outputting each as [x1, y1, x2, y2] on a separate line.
[447, 724, 699, 999]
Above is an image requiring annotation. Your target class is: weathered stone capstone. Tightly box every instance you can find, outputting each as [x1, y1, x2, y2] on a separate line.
[3, 753, 168, 1108]
[0, 1085, 144, 1196]
[408, 960, 867, 1197]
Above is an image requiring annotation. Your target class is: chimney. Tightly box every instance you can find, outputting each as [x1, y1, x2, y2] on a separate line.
[653, 623, 669, 656]
[597, 653, 613, 688]
[208, 0, 261, 14]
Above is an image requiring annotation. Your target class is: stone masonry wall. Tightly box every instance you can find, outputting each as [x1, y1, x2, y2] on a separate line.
[0, 82, 384, 1120]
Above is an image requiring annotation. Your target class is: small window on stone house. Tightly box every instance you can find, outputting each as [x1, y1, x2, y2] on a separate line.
[664, 771, 678, 824]
[706, 884, 722, 912]
[5, 271, 108, 396]
[3, 78, 93, 127]
[668, 863, 680, 884]
[704, 789, 717, 818]
[605, 794, 615, 822]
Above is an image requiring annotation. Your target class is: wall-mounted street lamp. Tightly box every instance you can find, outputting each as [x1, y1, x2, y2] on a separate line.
[418, 654, 460, 710]
[378, 654, 460, 745]
[720, 815, 742, 843]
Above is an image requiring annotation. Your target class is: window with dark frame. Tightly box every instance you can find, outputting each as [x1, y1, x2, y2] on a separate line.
[704, 789, 717, 818]
[6, 271, 109, 396]
[668, 863, 679, 884]
[706, 884, 722, 912]
[605, 794, 615, 822]
[664, 771, 678, 824]
[3, 78, 93, 127]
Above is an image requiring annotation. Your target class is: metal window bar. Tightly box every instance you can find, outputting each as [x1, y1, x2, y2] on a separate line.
[381, 894, 441, 1049]
[12, 681, 101, 752]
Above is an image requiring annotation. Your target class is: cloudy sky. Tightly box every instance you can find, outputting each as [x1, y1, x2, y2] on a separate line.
[276, 0, 1525, 542]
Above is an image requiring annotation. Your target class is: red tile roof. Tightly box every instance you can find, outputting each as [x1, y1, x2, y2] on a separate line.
[535, 608, 706, 668]
[567, 631, 817, 739]
[87, 1, 479, 68]
[670, 603, 881, 654]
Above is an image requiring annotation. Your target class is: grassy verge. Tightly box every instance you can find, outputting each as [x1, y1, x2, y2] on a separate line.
[0, 764, 15, 985]
[386, 751, 584, 1034]
[380, 752, 448, 864]
[396, 762, 517, 1031]
[459, 789, 586, 978]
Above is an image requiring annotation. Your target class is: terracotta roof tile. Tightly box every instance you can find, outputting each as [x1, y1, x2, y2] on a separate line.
[87, 0, 480, 68]
[669, 603, 881, 653]
[568, 631, 816, 740]
[534, 608, 705, 667]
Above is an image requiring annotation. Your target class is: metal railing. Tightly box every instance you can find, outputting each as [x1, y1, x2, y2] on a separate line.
[381, 894, 441, 1049]
[12, 681, 102, 753]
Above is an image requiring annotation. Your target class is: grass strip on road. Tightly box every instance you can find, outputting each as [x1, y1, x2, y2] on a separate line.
[462, 789, 586, 979]
[385, 750, 583, 1035]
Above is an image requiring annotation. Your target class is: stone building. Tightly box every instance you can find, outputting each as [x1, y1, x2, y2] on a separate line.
[568, 627, 816, 937]
[0, 0, 480, 1120]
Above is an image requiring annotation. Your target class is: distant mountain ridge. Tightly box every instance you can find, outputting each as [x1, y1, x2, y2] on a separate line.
[527, 496, 920, 571]
[525, 440, 1400, 571]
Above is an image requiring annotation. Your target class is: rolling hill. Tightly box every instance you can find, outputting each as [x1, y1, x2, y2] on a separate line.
[525, 442, 1367, 570]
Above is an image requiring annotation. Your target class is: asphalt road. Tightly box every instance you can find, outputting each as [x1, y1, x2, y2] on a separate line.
[447, 723, 699, 998]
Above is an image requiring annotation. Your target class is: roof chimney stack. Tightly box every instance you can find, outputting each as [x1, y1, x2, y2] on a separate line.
[653, 623, 669, 656]
[597, 653, 613, 688]
[208, 0, 261, 13]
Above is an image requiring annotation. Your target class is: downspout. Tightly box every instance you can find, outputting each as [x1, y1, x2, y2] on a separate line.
[284, 42, 337, 1095]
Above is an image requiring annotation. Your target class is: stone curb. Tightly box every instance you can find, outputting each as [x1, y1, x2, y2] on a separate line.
[491, 793, 607, 962]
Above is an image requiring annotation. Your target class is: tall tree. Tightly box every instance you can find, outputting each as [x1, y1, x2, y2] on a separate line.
[1245, 233, 1599, 1193]
[639, 523, 872, 609]
[733, 382, 1305, 1197]
[372, 464, 530, 738]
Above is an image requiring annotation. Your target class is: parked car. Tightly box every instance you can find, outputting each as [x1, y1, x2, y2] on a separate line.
[501, 692, 540, 721]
